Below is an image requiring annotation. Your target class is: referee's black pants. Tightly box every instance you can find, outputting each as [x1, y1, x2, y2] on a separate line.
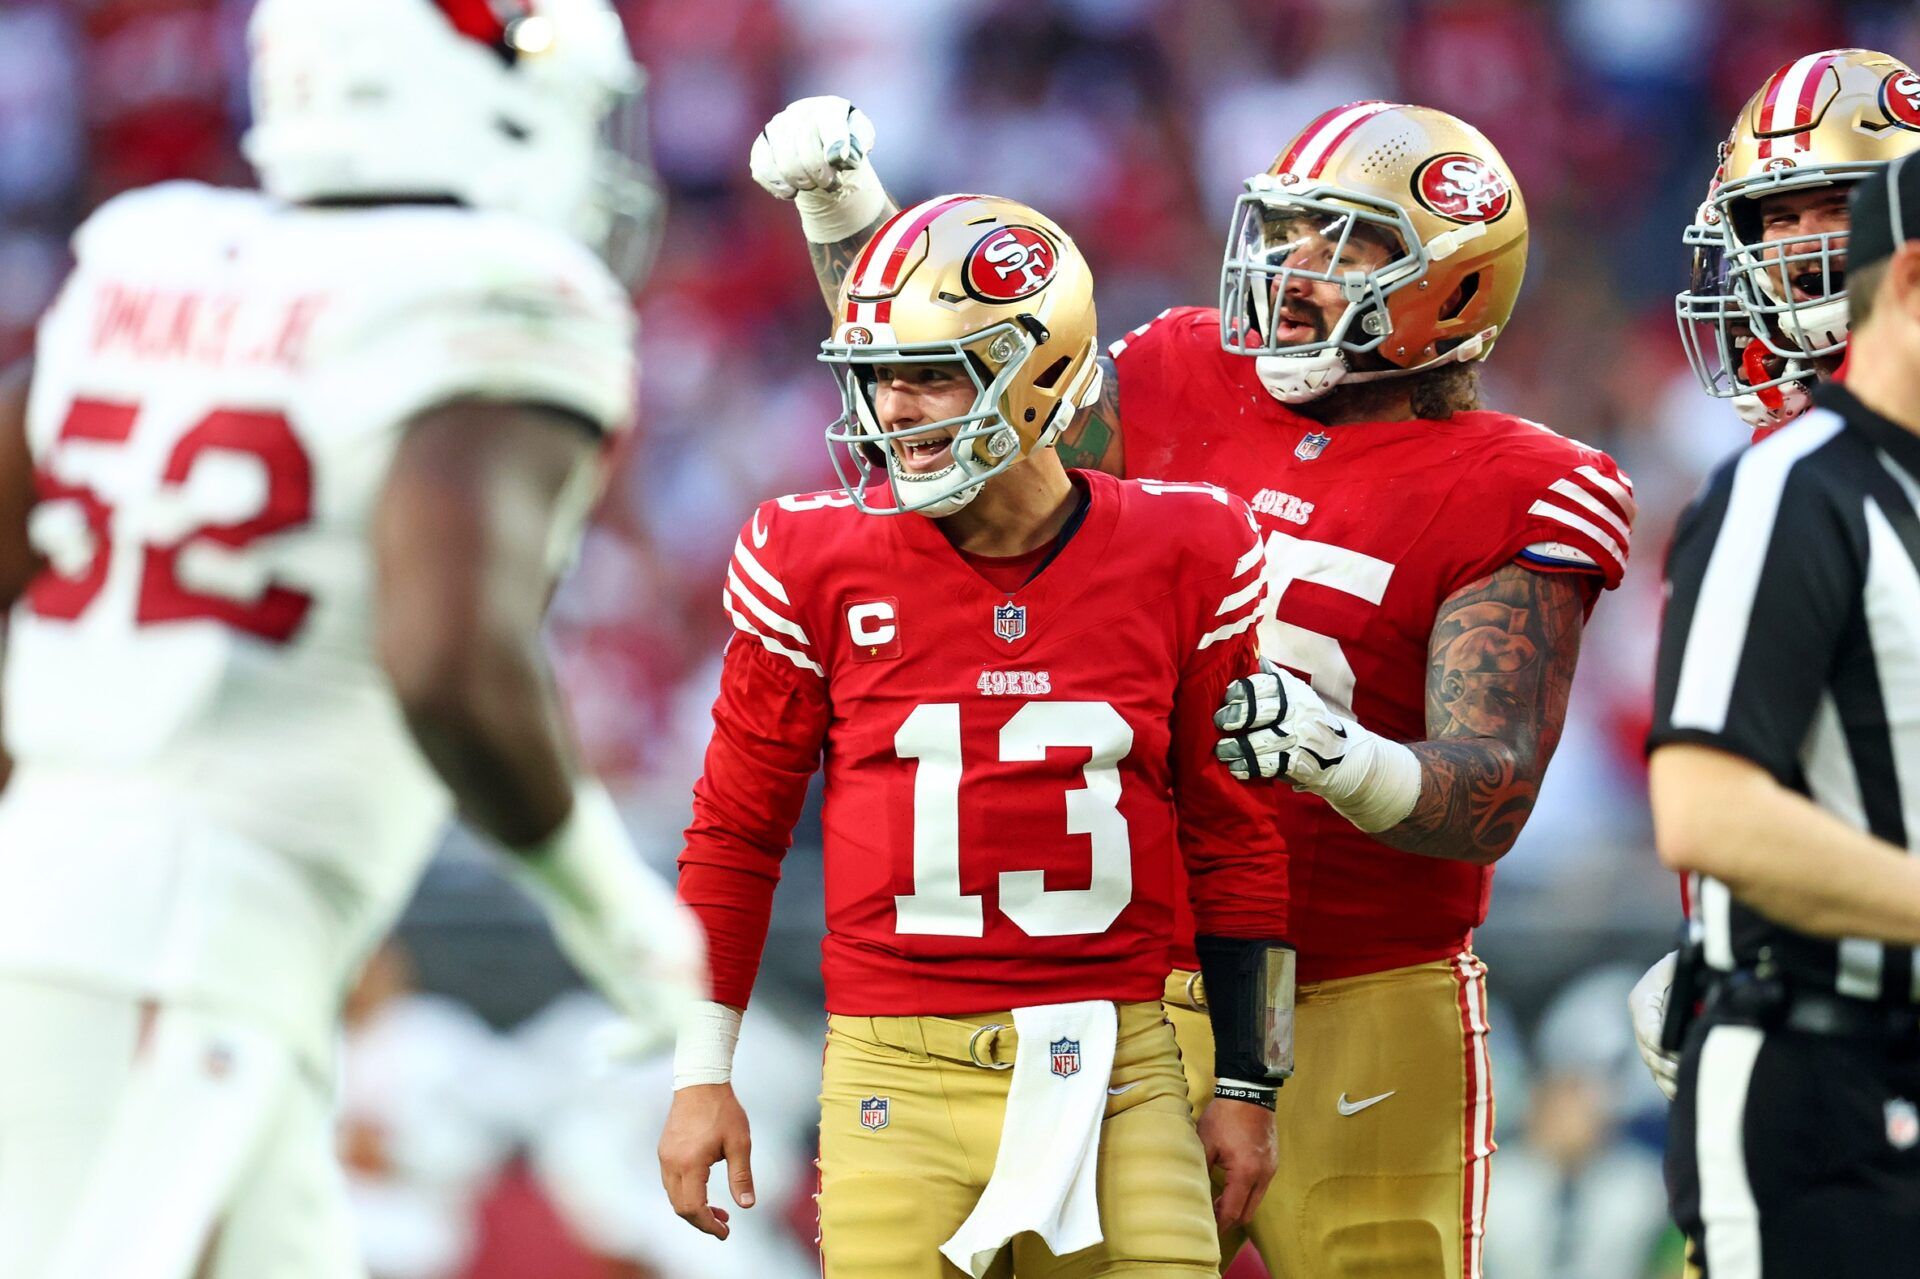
[1667, 1004, 1920, 1276]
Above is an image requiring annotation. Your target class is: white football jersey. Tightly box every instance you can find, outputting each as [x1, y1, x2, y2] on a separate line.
[0, 182, 635, 1068]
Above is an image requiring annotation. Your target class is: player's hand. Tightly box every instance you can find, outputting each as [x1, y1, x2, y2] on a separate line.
[1197, 1097, 1277, 1232]
[1213, 660, 1346, 787]
[749, 96, 887, 242]
[1629, 951, 1681, 1100]
[659, 1083, 755, 1239]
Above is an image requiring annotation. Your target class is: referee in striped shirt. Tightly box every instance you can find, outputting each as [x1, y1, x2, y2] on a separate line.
[1650, 156, 1920, 1275]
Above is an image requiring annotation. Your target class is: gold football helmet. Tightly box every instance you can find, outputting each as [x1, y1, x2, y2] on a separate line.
[819, 194, 1101, 517]
[1219, 101, 1528, 403]
[1715, 48, 1920, 361]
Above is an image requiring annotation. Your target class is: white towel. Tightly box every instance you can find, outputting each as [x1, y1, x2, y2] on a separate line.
[939, 1001, 1118, 1278]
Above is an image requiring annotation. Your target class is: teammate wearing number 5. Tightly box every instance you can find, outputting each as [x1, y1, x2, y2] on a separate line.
[658, 194, 1293, 1278]
[755, 98, 1633, 1276]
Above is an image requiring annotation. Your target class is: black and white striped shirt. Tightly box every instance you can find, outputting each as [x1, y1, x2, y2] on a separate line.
[1651, 383, 1920, 1005]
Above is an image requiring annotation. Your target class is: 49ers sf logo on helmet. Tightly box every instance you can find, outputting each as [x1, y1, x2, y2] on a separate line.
[1882, 71, 1920, 130]
[1412, 153, 1511, 224]
[963, 226, 1058, 302]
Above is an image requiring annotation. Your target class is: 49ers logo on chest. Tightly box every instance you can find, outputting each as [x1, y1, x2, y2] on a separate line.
[1412, 153, 1511, 224]
[964, 226, 1057, 302]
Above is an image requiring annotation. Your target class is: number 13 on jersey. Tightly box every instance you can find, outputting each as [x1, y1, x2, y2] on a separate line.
[893, 700, 1135, 940]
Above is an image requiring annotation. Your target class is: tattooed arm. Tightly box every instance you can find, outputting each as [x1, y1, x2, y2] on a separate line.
[1369, 564, 1593, 864]
[1052, 353, 1126, 476]
[805, 202, 899, 314]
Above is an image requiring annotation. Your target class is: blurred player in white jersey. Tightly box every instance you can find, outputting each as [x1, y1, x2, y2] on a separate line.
[0, 1, 702, 1276]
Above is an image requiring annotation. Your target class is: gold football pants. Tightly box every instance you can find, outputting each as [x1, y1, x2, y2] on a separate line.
[818, 1001, 1221, 1278]
[1166, 953, 1496, 1278]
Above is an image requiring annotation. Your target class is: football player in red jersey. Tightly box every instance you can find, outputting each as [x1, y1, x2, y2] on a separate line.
[1675, 49, 1920, 447]
[656, 194, 1294, 1279]
[1635, 49, 1920, 1112]
[755, 98, 1632, 1277]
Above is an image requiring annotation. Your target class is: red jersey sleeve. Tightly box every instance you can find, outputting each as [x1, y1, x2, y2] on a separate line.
[1506, 438, 1636, 591]
[679, 505, 830, 1008]
[1165, 490, 1290, 940]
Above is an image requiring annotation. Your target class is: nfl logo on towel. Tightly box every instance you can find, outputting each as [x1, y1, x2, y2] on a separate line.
[1295, 431, 1332, 462]
[859, 1096, 890, 1132]
[1050, 1037, 1081, 1079]
[994, 601, 1027, 643]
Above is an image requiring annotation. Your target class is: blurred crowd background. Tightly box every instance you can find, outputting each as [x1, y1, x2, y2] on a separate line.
[6, 0, 1919, 1275]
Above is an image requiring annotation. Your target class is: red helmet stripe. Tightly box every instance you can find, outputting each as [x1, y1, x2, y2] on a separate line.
[1789, 52, 1841, 150]
[1755, 60, 1792, 159]
[842, 194, 975, 321]
[432, 0, 521, 48]
[1275, 105, 1356, 176]
[1303, 101, 1399, 178]
[844, 206, 914, 312]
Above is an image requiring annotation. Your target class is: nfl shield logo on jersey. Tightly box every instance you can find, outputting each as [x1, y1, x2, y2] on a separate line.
[1295, 431, 1332, 462]
[1050, 1037, 1081, 1079]
[1887, 1099, 1918, 1150]
[993, 601, 1027, 643]
[859, 1096, 890, 1132]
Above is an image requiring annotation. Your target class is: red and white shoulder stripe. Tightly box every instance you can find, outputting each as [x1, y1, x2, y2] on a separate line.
[1754, 50, 1844, 161]
[1191, 495, 1270, 651]
[722, 506, 822, 677]
[1520, 462, 1637, 587]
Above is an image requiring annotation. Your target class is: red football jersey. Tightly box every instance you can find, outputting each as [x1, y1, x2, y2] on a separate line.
[1113, 307, 1633, 983]
[679, 469, 1289, 1014]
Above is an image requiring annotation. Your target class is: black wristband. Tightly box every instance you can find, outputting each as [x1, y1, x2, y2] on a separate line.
[1213, 1081, 1278, 1111]
[1193, 935, 1296, 1083]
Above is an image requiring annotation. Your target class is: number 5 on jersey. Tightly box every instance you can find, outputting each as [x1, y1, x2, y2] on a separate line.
[893, 701, 1134, 939]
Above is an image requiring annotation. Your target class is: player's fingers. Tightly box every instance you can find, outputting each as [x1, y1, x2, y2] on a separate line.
[663, 1166, 730, 1239]
[1213, 1162, 1254, 1231]
[749, 132, 797, 199]
[1213, 677, 1255, 732]
[1253, 673, 1288, 728]
[724, 1131, 757, 1209]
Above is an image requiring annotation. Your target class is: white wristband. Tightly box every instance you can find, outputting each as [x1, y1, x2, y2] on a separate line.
[1318, 723, 1422, 833]
[796, 170, 889, 244]
[673, 1000, 744, 1089]
[506, 780, 706, 1036]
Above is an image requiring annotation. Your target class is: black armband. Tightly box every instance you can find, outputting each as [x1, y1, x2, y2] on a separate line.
[1213, 1079, 1278, 1110]
[1193, 935, 1296, 1084]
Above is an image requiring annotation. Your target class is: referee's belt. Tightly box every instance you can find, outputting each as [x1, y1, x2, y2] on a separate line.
[1710, 972, 1920, 1041]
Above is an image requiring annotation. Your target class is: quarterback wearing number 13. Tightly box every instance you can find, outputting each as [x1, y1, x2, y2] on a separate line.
[657, 195, 1295, 1279]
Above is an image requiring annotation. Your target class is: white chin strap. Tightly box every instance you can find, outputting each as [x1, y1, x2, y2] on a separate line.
[1254, 349, 1350, 404]
[893, 456, 985, 519]
[1785, 295, 1849, 352]
[1732, 378, 1813, 433]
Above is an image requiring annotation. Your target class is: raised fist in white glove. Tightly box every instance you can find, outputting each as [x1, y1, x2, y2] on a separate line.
[1628, 950, 1681, 1100]
[749, 95, 887, 242]
[1214, 661, 1422, 833]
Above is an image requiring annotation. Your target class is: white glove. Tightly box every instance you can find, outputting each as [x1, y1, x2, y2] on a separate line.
[1629, 951, 1681, 1100]
[1214, 661, 1421, 833]
[749, 95, 887, 243]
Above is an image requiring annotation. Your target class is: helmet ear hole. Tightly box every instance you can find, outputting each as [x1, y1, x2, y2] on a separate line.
[1439, 271, 1480, 322]
[1030, 355, 1073, 390]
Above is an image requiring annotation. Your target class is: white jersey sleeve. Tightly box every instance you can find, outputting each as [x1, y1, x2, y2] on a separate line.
[297, 210, 637, 441]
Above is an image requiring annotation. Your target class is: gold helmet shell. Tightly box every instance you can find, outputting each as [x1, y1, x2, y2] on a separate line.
[1715, 48, 1920, 359]
[1220, 101, 1528, 402]
[820, 193, 1101, 517]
